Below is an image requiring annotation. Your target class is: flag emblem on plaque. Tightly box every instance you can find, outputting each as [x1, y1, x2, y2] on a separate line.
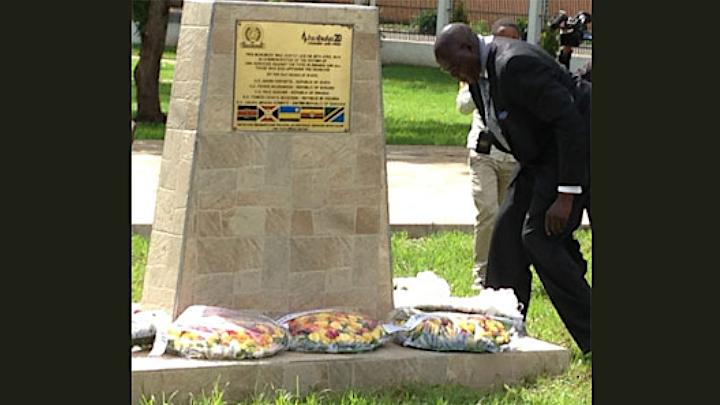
[279, 106, 301, 122]
[237, 105, 258, 121]
[258, 104, 279, 122]
[300, 106, 325, 122]
[324, 106, 345, 123]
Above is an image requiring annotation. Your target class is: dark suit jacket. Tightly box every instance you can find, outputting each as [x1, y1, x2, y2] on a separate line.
[485, 37, 591, 189]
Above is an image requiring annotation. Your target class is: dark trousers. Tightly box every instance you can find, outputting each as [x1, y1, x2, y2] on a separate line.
[485, 166, 592, 353]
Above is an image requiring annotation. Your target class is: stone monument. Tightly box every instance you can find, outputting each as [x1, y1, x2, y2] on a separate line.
[141, 0, 393, 321]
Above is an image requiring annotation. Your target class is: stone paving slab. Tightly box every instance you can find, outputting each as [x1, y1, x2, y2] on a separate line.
[132, 337, 569, 403]
[132, 141, 590, 236]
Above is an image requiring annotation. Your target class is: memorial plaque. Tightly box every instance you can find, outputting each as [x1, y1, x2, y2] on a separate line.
[234, 21, 353, 132]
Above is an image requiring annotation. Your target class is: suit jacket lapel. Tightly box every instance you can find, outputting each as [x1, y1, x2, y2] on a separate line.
[485, 43, 513, 151]
[486, 44, 502, 111]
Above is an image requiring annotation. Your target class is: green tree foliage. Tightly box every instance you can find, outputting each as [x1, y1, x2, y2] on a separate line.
[515, 17, 529, 40]
[471, 20, 490, 35]
[413, 10, 437, 35]
[540, 26, 559, 57]
[452, 1, 469, 24]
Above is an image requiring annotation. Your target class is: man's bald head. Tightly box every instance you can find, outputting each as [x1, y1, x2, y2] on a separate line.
[434, 23, 482, 83]
[434, 23, 477, 60]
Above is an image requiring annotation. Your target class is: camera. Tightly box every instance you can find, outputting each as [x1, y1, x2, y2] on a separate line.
[550, 11, 591, 47]
[475, 129, 494, 154]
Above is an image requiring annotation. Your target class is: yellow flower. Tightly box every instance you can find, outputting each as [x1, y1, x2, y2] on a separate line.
[167, 328, 181, 339]
[337, 333, 353, 343]
[458, 321, 475, 333]
[330, 321, 343, 330]
[308, 332, 321, 342]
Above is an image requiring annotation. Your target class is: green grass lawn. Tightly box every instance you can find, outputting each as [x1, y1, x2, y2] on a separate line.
[131, 52, 469, 145]
[132, 234, 150, 303]
[131, 56, 175, 140]
[132, 229, 592, 405]
[382, 65, 469, 146]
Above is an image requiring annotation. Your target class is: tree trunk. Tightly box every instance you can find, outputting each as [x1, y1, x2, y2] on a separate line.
[134, 0, 169, 123]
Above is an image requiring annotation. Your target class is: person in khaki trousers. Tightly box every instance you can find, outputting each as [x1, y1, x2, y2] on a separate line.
[456, 18, 520, 289]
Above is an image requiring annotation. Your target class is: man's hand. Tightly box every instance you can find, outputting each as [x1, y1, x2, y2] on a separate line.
[545, 193, 575, 236]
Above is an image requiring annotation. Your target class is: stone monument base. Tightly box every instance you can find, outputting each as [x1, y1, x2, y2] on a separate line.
[132, 338, 569, 403]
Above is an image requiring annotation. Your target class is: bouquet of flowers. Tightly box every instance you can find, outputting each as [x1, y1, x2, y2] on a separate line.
[393, 311, 515, 353]
[150, 305, 288, 360]
[276, 309, 389, 353]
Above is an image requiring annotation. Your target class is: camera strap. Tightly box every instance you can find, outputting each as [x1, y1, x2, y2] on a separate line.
[468, 81, 487, 126]
[469, 79, 512, 154]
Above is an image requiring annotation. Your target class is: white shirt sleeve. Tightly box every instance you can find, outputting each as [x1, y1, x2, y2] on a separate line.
[456, 83, 476, 115]
[557, 185, 583, 194]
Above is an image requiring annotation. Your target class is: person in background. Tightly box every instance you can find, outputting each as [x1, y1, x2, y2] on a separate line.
[550, 10, 592, 70]
[456, 18, 521, 289]
[578, 59, 592, 83]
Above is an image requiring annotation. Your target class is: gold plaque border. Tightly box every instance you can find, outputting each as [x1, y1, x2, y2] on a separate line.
[231, 20, 354, 133]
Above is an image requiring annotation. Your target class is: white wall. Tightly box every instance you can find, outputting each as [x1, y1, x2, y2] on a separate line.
[380, 39, 439, 67]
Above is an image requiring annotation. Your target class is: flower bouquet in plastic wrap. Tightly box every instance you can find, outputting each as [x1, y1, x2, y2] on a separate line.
[276, 308, 390, 353]
[131, 304, 171, 349]
[387, 287, 527, 353]
[149, 305, 288, 360]
[391, 311, 514, 353]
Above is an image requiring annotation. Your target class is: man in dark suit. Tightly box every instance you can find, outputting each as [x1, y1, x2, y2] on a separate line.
[434, 23, 592, 354]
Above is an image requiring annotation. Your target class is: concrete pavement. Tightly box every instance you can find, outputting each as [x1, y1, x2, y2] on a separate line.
[131, 140, 589, 237]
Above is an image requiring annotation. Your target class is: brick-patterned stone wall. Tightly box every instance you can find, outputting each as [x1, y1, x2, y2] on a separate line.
[142, 0, 393, 321]
[141, 1, 212, 313]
